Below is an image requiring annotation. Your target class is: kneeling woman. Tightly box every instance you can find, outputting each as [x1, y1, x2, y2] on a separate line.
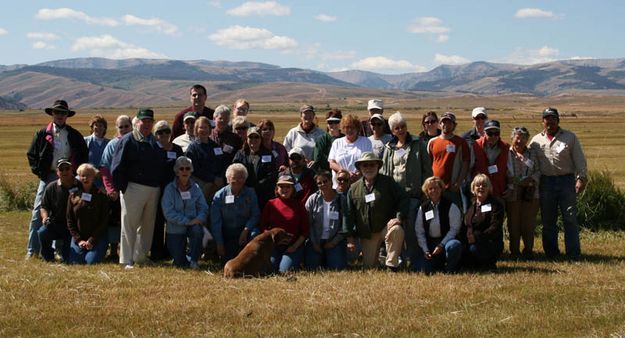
[260, 175, 309, 273]
[67, 163, 110, 264]
[161, 156, 209, 269]
[414, 176, 463, 273]
[304, 170, 349, 270]
[464, 174, 505, 270]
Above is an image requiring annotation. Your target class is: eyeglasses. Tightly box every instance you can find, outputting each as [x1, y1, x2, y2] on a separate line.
[393, 125, 407, 131]
[235, 126, 249, 131]
[337, 177, 349, 183]
[236, 107, 249, 113]
[327, 121, 340, 125]
[58, 166, 72, 172]
[424, 120, 437, 125]
[486, 131, 500, 137]
[156, 129, 171, 135]
[118, 124, 131, 129]
[370, 122, 383, 127]
[289, 155, 303, 161]
[359, 162, 378, 168]
[178, 167, 192, 171]
[248, 135, 260, 139]
[474, 115, 487, 120]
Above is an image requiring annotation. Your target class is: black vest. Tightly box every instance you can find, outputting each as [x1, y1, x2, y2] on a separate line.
[420, 197, 452, 240]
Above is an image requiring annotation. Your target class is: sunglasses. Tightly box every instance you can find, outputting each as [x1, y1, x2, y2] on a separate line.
[424, 120, 437, 125]
[156, 129, 171, 135]
[486, 131, 500, 136]
[118, 124, 131, 129]
[236, 107, 249, 113]
[289, 155, 303, 161]
[328, 120, 340, 125]
[178, 167, 192, 171]
[370, 122, 383, 127]
[58, 166, 72, 172]
[474, 115, 487, 120]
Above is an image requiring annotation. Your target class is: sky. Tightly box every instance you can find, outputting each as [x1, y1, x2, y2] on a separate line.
[1, 1, 624, 74]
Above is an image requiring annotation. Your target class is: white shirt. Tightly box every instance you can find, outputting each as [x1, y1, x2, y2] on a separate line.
[321, 200, 332, 240]
[414, 201, 462, 254]
[51, 124, 70, 170]
[283, 124, 325, 160]
[328, 136, 373, 187]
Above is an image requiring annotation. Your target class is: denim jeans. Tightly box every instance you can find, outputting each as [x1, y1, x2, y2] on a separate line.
[539, 175, 581, 259]
[166, 224, 203, 268]
[417, 239, 462, 273]
[304, 239, 347, 271]
[70, 238, 109, 264]
[27, 172, 57, 256]
[403, 198, 421, 269]
[37, 223, 70, 262]
[271, 245, 304, 273]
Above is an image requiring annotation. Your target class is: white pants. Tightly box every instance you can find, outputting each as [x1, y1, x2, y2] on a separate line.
[120, 182, 160, 265]
[360, 224, 405, 269]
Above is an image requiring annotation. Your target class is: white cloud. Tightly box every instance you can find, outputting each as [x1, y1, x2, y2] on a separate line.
[506, 46, 560, 64]
[36, 8, 119, 26]
[0, 28, 7, 36]
[434, 53, 470, 66]
[71, 35, 166, 59]
[515, 8, 555, 18]
[226, 1, 290, 16]
[33, 41, 55, 49]
[208, 0, 221, 8]
[408, 16, 450, 43]
[315, 14, 337, 22]
[350, 56, 427, 74]
[209, 25, 297, 49]
[26, 32, 60, 41]
[122, 15, 178, 35]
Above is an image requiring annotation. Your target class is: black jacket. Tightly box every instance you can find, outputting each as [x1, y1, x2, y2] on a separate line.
[26, 123, 88, 180]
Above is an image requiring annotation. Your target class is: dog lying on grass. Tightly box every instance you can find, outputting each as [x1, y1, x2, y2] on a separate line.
[224, 228, 292, 278]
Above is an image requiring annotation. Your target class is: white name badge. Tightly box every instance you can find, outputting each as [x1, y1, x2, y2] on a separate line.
[395, 148, 407, 158]
[365, 193, 376, 203]
[272, 150, 279, 158]
[425, 210, 435, 221]
[225, 195, 235, 204]
[329, 211, 340, 220]
[294, 183, 303, 192]
[524, 158, 534, 168]
[555, 143, 565, 153]
[261, 155, 272, 163]
[81, 192, 92, 202]
[223, 144, 234, 153]
[488, 165, 498, 174]
[480, 204, 492, 213]
[180, 191, 191, 200]
[446, 144, 456, 153]
[213, 147, 223, 156]
[167, 151, 177, 159]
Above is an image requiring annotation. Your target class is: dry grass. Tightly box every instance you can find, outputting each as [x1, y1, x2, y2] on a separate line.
[1, 211, 625, 337]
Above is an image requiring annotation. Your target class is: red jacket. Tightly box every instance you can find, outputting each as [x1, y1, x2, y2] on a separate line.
[472, 137, 509, 197]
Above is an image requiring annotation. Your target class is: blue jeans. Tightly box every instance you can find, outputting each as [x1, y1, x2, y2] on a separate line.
[539, 175, 581, 259]
[37, 223, 70, 262]
[418, 239, 462, 273]
[27, 172, 57, 256]
[166, 224, 203, 268]
[70, 238, 109, 264]
[271, 245, 304, 273]
[304, 239, 347, 271]
[403, 198, 421, 269]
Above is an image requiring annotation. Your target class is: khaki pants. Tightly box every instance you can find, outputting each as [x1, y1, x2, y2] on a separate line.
[120, 182, 160, 265]
[506, 198, 539, 256]
[360, 224, 405, 269]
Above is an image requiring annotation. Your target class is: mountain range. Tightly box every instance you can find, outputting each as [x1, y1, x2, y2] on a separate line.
[1, 57, 625, 109]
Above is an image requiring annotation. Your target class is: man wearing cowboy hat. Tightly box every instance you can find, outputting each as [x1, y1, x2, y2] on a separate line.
[26, 99, 88, 259]
[346, 152, 408, 271]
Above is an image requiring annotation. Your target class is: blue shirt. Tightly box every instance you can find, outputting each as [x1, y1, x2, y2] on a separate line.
[210, 185, 260, 245]
[161, 179, 209, 235]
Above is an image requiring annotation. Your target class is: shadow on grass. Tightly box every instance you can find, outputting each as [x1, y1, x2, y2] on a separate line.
[500, 253, 625, 265]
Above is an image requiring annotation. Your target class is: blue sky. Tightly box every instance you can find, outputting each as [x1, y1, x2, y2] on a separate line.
[1, 1, 624, 74]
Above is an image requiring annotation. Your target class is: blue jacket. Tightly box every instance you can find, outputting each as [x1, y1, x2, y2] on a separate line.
[161, 179, 209, 235]
[210, 185, 260, 245]
[111, 130, 165, 192]
[185, 139, 225, 183]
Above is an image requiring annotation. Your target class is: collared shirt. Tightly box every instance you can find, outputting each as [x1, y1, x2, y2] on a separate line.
[415, 201, 461, 254]
[172, 133, 195, 152]
[210, 185, 260, 245]
[51, 124, 70, 170]
[530, 128, 587, 178]
[283, 124, 325, 160]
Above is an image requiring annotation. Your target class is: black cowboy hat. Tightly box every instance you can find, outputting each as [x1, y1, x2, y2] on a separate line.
[44, 100, 75, 117]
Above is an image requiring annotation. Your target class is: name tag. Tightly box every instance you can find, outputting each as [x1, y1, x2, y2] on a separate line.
[555, 143, 565, 153]
[180, 191, 191, 200]
[294, 183, 303, 192]
[81, 192, 92, 202]
[425, 210, 434, 221]
[225, 195, 235, 204]
[523, 158, 534, 168]
[167, 151, 177, 159]
[488, 165, 498, 174]
[213, 147, 223, 156]
[480, 204, 492, 213]
[272, 150, 279, 158]
[365, 193, 376, 203]
[261, 155, 272, 163]
[329, 211, 339, 220]
[446, 144, 456, 153]
[395, 148, 407, 158]
[223, 144, 234, 153]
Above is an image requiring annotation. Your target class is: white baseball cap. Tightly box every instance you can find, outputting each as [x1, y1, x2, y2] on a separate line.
[367, 99, 384, 111]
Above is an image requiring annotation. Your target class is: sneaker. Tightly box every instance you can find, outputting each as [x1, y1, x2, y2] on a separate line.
[123, 264, 134, 270]
[189, 261, 200, 270]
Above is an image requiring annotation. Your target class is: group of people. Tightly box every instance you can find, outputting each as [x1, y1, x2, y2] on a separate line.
[25, 84, 588, 274]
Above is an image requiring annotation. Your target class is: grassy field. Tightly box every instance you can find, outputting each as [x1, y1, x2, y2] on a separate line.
[1, 95, 625, 336]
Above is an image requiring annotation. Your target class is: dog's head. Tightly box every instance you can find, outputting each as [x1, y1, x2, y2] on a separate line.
[269, 228, 293, 246]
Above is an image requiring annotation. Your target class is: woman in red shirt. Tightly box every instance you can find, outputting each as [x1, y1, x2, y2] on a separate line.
[260, 175, 309, 273]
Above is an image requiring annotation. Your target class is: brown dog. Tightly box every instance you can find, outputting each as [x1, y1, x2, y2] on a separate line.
[224, 228, 292, 278]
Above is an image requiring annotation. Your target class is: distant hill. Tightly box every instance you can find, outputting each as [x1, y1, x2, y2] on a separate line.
[1, 57, 625, 109]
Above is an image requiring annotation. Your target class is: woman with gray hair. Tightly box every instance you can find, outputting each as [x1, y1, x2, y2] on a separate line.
[211, 104, 242, 167]
[161, 156, 209, 269]
[211, 163, 261, 263]
[381, 111, 432, 270]
[505, 126, 541, 259]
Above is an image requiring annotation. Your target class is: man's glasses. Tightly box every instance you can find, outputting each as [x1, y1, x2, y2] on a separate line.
[156, 129, 171, 135]
[486, 131, 500, 137]
[178, 167, 191, 171]
[474, 115, 487, 120]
